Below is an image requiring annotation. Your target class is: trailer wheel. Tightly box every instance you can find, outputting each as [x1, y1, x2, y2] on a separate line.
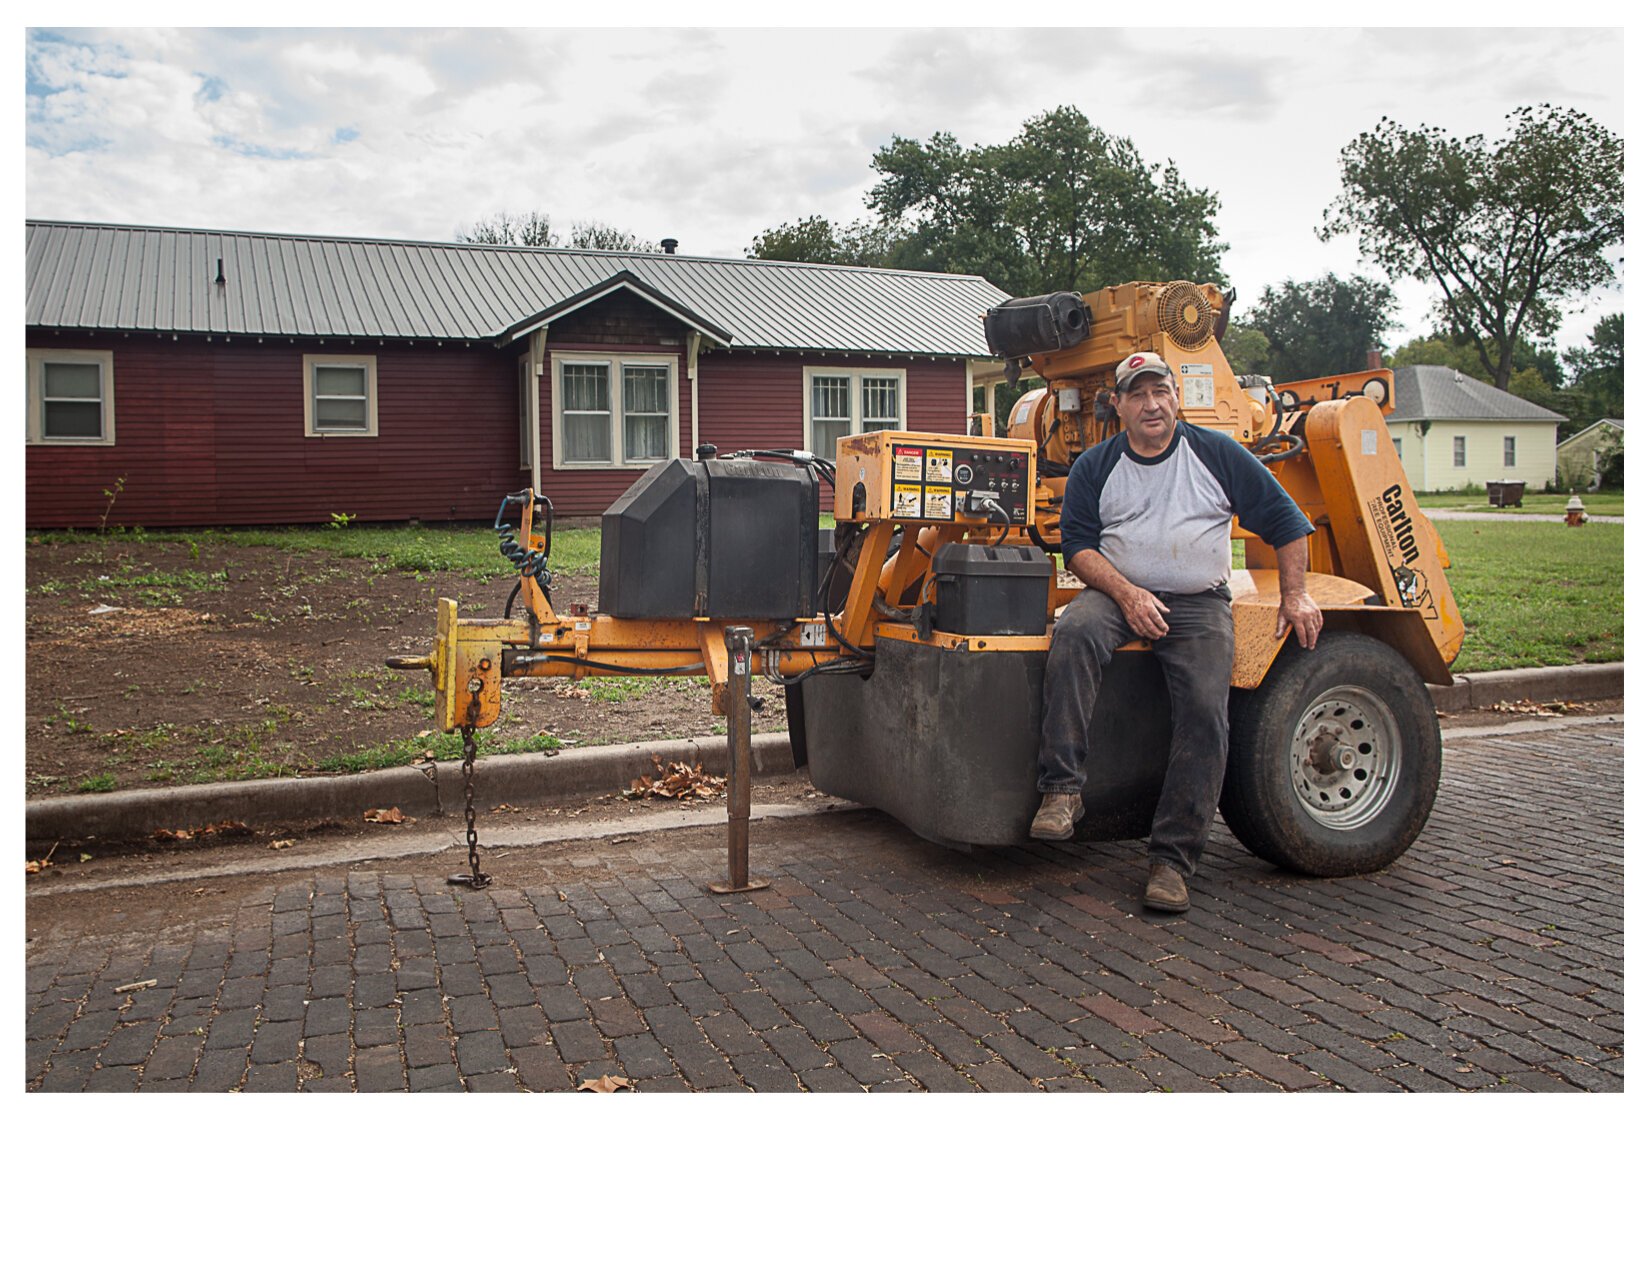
[1220, 632, 1441, 877]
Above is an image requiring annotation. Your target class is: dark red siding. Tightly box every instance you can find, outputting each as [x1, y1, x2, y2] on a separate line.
[27, 331, 524, 528]
[27, 312, 972, 527]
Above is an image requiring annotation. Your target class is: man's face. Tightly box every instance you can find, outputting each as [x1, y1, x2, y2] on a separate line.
[1113, 372, 1180, 454]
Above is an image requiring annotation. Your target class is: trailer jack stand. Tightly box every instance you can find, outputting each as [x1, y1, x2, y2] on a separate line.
[709, 626, 769, 895]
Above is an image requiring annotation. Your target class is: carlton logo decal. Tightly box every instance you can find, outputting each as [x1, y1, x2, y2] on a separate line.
[1368, 484, 1438, 619]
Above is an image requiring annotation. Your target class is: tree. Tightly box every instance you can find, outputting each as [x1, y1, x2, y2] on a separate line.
[867, 106, 1226, 295]
[1563, 312, 1624, 423]
[457, 210, 559, 247]
[1218, 325, 1271, 377]
[1241, 273, 1395, 383]
[566, 221, 661, 252]
[1321, 104, 1623, 390]
[747, 215, 905, 267]
[456, 213, 660, 252]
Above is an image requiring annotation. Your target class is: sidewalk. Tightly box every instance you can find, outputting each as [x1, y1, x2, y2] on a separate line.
[24, 715, 1624, 1092]
[25, 662, 1624, 847]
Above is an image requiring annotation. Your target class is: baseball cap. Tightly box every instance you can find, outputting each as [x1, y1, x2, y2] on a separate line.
[1114, 351, 1175, 393]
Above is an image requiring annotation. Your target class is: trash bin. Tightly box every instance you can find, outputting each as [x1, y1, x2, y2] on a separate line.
[1486, 481, 1525, 508]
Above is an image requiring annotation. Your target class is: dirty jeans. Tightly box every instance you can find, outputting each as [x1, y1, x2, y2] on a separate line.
[1037, 586, 1235, 877]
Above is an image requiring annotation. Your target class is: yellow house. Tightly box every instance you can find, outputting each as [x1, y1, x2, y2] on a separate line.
[1555, 418, 1623, 491]
[1383, 365, 1563, 492]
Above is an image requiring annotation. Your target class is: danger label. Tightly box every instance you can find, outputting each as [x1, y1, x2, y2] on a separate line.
[892, 446, 923, 482]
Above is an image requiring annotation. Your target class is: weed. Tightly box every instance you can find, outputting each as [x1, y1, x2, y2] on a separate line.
[330, 511, 357, 531]
[77, 773, 117, 793]
[97, 476, 127, 536]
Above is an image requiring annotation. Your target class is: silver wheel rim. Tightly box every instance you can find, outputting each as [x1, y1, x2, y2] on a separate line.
[1288, 684, 1401, 830]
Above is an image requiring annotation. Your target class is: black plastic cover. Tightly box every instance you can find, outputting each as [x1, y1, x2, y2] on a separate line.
[932, 543, 1051, 636]
[802, 640, 1170, 849]
[599, 457, 817, 619]
[983, 292, 1091, 359]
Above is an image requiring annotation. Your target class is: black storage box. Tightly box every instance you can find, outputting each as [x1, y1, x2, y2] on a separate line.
[983, 292, 1091, 359]
[932, 543, 1052, 635]
[599, 457, 817, 619]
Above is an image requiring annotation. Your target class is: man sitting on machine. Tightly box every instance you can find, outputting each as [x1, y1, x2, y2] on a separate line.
[1030, 351, 1322, 913]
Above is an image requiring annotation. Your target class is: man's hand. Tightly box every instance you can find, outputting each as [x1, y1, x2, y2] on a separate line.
[1275, 589, 1322, 649]
[1119, 585, 1171, 640]
[1273, 534, 1322, 649]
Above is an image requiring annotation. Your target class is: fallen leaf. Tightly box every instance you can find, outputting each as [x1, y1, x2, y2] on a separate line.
[271, 839, 297, 849]
[623, 760, 726, 803]
[79, 853, 93, 863]
[417, 729, 433, 739]
[152, 828, 193, 842]
[25, 861, 41, 874]
[363, 807, 405, 824]
[577, 1075, 635, 1094]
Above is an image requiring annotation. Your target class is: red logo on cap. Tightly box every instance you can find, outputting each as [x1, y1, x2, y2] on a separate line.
[1128, 356, 1144, 368]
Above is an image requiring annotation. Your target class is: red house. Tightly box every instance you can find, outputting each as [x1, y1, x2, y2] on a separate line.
[25, 221, 1010, 527]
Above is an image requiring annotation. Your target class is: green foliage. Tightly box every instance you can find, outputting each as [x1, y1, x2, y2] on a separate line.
[747, 215, 904, 267]
[1219, 326, 1272, 377]
[1322, 105, 1623, 389]
[1439, 520, 1622, 672]
[1241, 273, 1395, 383]
[1562, 313, 1624, 425]
[77, 773, 117, 792]
[867, 105, 1226, 295]
[329, 511, 356, 530]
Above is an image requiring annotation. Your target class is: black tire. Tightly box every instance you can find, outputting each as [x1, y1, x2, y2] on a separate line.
[1219, 632, 1441, 877]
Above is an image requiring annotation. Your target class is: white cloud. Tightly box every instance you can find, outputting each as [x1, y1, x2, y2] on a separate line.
[23, 24, 1624, 349]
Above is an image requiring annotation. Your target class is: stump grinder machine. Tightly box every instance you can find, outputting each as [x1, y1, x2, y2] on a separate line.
[388, 280, 1463, 889]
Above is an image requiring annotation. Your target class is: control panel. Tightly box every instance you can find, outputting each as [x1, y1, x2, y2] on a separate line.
[834, 431, 1038, 525]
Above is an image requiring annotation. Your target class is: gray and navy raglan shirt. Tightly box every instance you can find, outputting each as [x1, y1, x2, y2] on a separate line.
[1060, 421, 1314, 595]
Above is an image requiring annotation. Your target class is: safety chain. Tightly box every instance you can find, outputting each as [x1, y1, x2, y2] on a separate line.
[448, 725, 492, 889]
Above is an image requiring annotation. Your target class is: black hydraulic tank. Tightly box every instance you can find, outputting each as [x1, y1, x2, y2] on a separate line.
[599, 456, 818, 619]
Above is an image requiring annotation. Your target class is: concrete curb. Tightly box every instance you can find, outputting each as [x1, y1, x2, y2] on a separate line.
[27, 662, 1622, 846]
[26, 732, 798, 845]
[1426, 661, 1622, 714]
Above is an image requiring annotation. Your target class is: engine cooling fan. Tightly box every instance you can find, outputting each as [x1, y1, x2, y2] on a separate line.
[1155, 281, 1214, 350]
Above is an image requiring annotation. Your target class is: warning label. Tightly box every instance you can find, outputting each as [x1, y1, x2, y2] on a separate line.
[892, 446, 923, 482]
[892, 484, 922, 518]
[925, 450, 953, 483]
[923, 486, 953, 520]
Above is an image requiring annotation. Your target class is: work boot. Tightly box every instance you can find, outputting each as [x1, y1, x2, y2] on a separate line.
[1143, 862, 1190, 913]
[1030, 792, 1084, 841]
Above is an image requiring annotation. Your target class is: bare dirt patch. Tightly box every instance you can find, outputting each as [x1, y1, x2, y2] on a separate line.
[25, 534, 787, 798]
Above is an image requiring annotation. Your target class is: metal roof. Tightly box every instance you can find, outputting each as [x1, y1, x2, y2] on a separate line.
[26, 220, 1009, 358]
[1387, 364, 1565, 423]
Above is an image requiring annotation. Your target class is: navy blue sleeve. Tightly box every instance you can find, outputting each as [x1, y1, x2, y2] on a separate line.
[1182, 426, 1315, 549]
[1058, 436, 1123, 561]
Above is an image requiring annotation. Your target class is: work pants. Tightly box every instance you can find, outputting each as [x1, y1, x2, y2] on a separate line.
[1037, 586, 1235, 877]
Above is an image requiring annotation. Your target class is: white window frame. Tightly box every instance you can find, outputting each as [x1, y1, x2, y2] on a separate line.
[303, 353, 378, 438]
[803, 366, 907, 458]
[548, 352, 679, 470]
[1453, 435, 1466, 468]
[27, 348, 116, 446]
[1503, 435, 1517, 467]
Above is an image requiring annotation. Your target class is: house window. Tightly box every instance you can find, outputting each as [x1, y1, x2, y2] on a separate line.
[551, 353, 678, 468]
[1504, 436, 1516, 467]
[805, 367, 906, 458]
[1453, 435, 1466, 467]
[303, 354, 378, 437]
[27, 349, 115, 445]
[1392, 436, 1402, 461]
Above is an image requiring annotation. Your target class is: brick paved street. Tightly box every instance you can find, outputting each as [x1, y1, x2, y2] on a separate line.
[25, 720, 1623, 1092]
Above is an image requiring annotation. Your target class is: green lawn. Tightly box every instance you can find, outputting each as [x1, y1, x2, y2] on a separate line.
[1437, 520, 1623, 672]
[1416, 490, 1624, 517]
[33, 510, 1621, 676]
[31, 521, 602, 581]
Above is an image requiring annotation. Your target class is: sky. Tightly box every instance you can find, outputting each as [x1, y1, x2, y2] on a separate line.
[22, 22, 1625, 358]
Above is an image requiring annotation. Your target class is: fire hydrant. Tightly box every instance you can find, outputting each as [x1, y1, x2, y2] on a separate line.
[1565, 494, 1588, 527]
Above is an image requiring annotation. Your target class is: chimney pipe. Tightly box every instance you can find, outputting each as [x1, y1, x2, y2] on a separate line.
[661, 238, 678, 255]
[1366, 347, 1381, 371]
[215, 257, 226, 286]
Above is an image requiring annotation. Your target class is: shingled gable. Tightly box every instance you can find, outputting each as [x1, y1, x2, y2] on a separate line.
[26, 220, 1009, 528]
